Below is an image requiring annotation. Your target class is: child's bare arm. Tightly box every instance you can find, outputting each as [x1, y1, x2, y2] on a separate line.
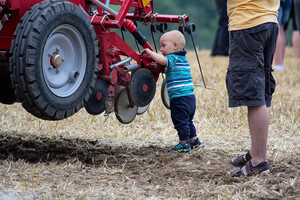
[142, 48, 167, 65]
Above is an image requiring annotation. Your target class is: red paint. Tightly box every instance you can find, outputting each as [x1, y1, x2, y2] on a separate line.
[0, 0, 189, 107]
[96, 92, 102, 100]
[142, 84, 148, 92]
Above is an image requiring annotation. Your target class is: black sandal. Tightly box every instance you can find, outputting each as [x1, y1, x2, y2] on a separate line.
[230, 151, 252, 167]
[227, 160, 270, 177]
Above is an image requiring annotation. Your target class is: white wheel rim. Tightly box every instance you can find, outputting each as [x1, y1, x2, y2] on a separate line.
[42, 24, 87, 97]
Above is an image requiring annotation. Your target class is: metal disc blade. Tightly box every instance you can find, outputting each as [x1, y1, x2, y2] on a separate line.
[85, 79, 108, 115]
[137, 104, 150, 115]
[129, 68, 156, 107]
[115, 87, 138, 124]
[161, 78, 170, 109]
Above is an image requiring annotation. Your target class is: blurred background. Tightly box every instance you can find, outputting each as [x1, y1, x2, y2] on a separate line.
[0, 1, 295, 50]
[110, 0, 294, 51]
[111, 1, 217, 50]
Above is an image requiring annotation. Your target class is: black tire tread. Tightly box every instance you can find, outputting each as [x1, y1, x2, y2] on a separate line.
[9, 0, 98, 120]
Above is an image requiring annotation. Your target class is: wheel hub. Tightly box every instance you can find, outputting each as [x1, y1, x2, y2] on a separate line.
[51, 52, 64, 68]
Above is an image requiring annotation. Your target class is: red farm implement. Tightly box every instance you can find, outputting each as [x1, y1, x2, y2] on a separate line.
[0, 0, 192, 124]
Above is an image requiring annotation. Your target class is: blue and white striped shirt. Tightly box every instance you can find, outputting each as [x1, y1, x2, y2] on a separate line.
[165, 51, 194, 100]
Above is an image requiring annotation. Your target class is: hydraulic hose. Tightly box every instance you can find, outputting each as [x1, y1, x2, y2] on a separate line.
[90, 0, 153, 51]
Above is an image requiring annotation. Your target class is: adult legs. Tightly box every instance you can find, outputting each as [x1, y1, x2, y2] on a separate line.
[273, 26, 286, 69]
[293, 0, 300, 57]
[248, 105, 269, 166]
[232, 105, 270, 175]
[227, 23, 277, 176]
[292, 30, 300, 57]
[211, 0, 229, 56]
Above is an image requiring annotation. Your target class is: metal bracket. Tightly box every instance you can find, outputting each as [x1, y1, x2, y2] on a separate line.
[178, 14, 187, 28]
[150, 13, 158, 26]
[90, 10, 98, 23]
[100, 15, 109, 31]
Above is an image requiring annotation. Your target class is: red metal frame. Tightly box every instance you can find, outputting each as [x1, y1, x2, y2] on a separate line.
[1, 0, 189, 54]
[0, 0, 189, 109]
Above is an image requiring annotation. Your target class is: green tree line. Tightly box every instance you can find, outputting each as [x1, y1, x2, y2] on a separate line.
[153, 0, 218, 50]
[112, 0, 219, 51]
[0, 1, 219, 50]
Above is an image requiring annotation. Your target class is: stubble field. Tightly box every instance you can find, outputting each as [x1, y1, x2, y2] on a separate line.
[0, 48, 299, 199]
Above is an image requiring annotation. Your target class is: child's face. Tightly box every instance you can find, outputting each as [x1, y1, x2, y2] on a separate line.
[160, 37, 176, 56]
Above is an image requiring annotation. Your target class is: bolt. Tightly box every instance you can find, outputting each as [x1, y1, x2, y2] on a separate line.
[56, 68, 60, 73]
[48, 53, 53, 57]
[48, 66, 53, 70]
[56, 47, 60, 52]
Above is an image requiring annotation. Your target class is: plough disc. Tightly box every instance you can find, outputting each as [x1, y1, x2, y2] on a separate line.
[129, 68, 156, 107]
[85, 79, 108, 115]
[161, 78, 170, 109]
[137, 104, 150, 115]
[115, 87, 138, 124]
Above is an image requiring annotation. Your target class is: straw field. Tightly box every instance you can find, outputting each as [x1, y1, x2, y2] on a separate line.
[0, 48, 299, 199]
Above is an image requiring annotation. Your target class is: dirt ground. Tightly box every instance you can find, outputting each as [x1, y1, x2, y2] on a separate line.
[0, 131, 299, 199]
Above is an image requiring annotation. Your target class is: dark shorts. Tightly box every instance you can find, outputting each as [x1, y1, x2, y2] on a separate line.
[226, 23, 278, 108]
[278, 0, 299, 30]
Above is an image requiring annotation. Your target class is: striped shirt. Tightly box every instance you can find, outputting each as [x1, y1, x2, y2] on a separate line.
[165, 51, 194, 100]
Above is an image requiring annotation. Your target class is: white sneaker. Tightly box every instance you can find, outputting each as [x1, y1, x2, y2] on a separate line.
[273, 65, 284, 71]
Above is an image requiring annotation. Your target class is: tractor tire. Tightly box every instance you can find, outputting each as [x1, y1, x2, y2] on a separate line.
[9, 0, 98, 120]
[0, 66, 17, 104]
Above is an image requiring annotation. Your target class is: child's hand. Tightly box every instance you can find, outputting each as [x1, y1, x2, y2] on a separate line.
[141, 48, 167, 65]
[142, 48, 151, 55]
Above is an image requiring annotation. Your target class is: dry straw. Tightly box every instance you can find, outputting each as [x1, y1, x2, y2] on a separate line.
[0, 48, 299, 199]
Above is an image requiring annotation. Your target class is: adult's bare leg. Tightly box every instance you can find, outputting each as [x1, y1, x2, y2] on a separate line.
[248, 105, 269, 166]
[273, 26, 286, 66]
[292, 30, 300, 58]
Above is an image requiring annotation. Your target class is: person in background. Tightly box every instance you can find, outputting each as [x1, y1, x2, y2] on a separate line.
[273, 0, 300, 71]
[142, 30, 203, 153]
[211, 0, 229, 56]
[226, 0, 280, 177]
[294, 0, 300, 30]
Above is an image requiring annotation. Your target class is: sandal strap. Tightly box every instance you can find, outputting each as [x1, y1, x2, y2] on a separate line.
[228, 167, 244, 177]
[245, 161, 270, 176]
[230, 151, 252, 167]
[245, 151, 252, 161]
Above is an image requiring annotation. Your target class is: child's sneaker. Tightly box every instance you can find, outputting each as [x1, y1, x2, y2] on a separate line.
[172, 141, 191, 152]
[190, 138, 204, 150]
